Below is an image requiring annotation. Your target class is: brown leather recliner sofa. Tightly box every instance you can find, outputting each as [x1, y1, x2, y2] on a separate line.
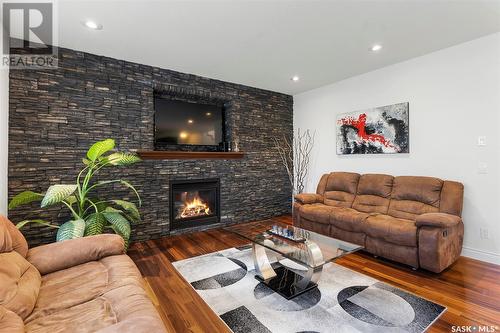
[294, 172, 464, 273]
[0, 215, 167, 333]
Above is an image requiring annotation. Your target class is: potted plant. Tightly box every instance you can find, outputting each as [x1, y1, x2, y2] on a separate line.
[9, 138, 142, 249]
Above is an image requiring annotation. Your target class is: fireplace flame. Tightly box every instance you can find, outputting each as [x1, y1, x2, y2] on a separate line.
[179, 194, 211, 218]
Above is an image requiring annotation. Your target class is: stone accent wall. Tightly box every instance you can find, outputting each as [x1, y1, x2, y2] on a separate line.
[8, 47, 293, 246]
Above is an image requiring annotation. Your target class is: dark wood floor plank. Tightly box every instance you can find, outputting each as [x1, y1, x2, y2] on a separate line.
[129, 215, 500, 332]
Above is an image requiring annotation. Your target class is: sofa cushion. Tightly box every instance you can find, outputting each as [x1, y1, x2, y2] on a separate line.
[95, 316, 167, 333]
[353, 195, 391, 214]
[330, 226, 366, 246]
[388, 176, 442, 220]
[388, 199, 440, 221]
[27, 261, 108, 322]
[299, 218, 330, 236]
[315, 174, 330, 196]
[356, 174, 394, 197]
[94, 284, 167, 333]
[0, 251, 41, 320]
[326, 172, 360, 193]
[330, 208, 370, 233]
[323, 172, 360, 207]
[25, 296, 117, 333]
[364, 214, 417, 247]
[324, 191, 356, 208]
[0, 216, 28, 257]
[352, 174, 393, 214]
[24, 254, 165, 333]
[391, 176, 443, 205]
[365, 236, 419, 268]
[299, 203, 336, 224]
[26, 234, 125, 276]
[26, 255, 144, 323]
[0, 305, 24, 333]
[25, 284, 165, 333]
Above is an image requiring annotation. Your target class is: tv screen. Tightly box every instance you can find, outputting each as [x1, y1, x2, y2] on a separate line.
[155, 98, 224, 146]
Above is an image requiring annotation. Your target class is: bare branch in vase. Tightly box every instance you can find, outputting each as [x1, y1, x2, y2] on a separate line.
[273, 128, 315, 194]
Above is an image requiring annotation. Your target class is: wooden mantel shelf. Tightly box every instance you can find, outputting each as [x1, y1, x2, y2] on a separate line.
[137, 150, 245, 160]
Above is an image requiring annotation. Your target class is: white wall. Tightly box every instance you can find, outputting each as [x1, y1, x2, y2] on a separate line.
[0, 27, 8, 216]
[294, 33, 500, 264]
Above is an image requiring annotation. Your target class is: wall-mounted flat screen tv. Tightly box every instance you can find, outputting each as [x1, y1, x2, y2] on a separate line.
[154, 98, 224, 147]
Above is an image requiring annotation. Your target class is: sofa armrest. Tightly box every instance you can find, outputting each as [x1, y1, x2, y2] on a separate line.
[416, 213, 462, 228]
[294, 193, 322, 205]
[27, 234, 125, 275]
[0, 306, 24, 333]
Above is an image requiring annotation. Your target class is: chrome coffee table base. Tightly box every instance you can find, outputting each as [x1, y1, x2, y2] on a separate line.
[226, 221, 363, 299]
[254, 266, 319, 300]
[252, 243, 323, 300]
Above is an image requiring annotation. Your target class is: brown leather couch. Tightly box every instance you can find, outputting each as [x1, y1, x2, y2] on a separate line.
[0, 215, 167, 333]
[294, 172, 464, 273]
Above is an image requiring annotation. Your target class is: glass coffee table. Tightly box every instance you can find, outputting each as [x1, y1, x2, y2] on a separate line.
[225, 221, 363, 299]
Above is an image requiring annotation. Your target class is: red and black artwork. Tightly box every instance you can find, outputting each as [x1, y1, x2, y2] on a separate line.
[336, 102, 409, 154]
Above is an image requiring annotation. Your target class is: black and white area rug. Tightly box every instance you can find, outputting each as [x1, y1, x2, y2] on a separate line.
[172, 246, 445, 333]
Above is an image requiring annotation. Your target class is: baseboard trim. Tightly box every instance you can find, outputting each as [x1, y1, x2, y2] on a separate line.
[461, 246, 500, 265]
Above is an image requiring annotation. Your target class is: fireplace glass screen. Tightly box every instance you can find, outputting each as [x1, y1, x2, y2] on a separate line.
[173, 189, 216, 220]
[170, 179, 220, 230]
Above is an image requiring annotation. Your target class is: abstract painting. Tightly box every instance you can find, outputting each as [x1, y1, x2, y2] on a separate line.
[336, 102, 409, 154]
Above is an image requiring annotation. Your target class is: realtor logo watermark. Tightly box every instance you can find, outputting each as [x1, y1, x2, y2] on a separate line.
[1, 0, 58, 69]
[452, 325, 499, 332]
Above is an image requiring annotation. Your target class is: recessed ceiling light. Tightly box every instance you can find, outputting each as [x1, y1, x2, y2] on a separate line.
[206, 112, 211, 116]
[371, 44, 382, 52]
[291, 76, 300, 82]
[188, 119, 193, 124]
[84, 20, 102, 30]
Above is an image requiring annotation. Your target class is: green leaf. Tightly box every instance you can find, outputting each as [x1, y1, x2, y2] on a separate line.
[118, 180, 142, 207]
[84, 197, 106, 213]
[89, 180, 142, 207]
[84, 198, 99, 213]
[65, 195, 78, 205]
[84, 213, 105, 236]
[111, 223, 130, 250]
[16, 219, 59, 229]
[107, 152, 141, 166]
[82, 158, 91, 166]
[112, 200, 140, 222]
[41, 184, 78, 208]
[9, 191, 44, 210]
[102, 212, 131, 238]
[95, 201, 108, 213]
[103, 206, 123, 213]
[102, 212, 131, 248]
[87, 139, 115, 162]
[56, 219, 85, 241]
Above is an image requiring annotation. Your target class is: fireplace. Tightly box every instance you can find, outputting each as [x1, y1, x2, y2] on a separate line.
[169, 178, 220, 231]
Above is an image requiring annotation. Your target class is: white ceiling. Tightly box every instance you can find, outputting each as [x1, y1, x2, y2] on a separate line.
[52, 0, 500, 95]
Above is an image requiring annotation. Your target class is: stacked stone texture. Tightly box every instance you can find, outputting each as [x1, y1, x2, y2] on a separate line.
[9, 47, 293, 246]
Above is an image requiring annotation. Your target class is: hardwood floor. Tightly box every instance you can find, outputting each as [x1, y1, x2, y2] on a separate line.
[128, 215, 500, 332]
